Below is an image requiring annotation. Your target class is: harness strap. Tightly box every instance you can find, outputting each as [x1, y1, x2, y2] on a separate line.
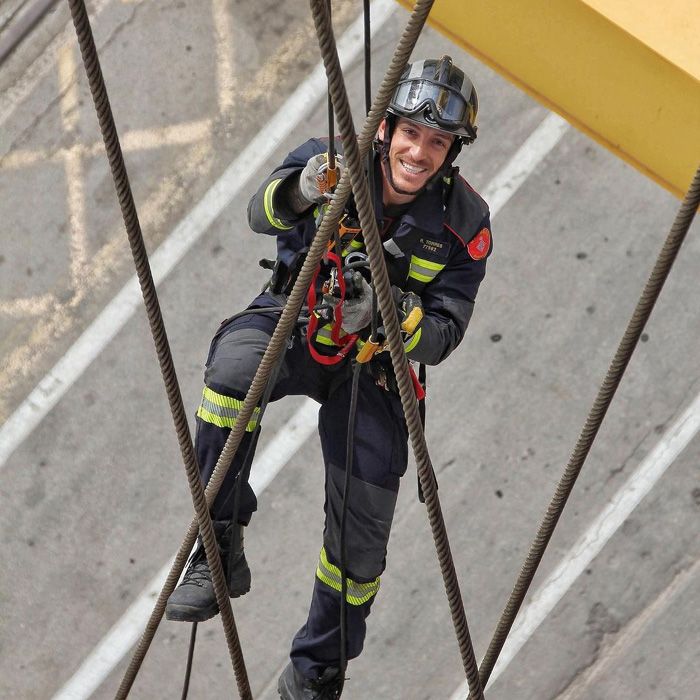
[409, 363, 426, 401]
[306, 251, 358, 365]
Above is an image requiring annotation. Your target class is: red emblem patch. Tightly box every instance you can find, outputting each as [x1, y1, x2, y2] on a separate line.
[467, 227, 491, 260]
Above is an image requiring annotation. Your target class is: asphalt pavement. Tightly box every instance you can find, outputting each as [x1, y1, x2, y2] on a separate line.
[1, 1, 698, 699]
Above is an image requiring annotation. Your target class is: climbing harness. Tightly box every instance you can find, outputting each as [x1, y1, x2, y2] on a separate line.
[306, 250, 360, 365]
[65, 0, 700, 695]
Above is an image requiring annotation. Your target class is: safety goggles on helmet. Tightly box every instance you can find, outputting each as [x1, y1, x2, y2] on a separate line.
[391, 78, 476, 136]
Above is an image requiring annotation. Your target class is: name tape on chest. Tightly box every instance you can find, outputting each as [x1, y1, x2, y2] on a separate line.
[420, 238, 446, 254]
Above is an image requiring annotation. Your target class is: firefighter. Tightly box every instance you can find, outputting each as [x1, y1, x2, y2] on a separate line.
[165, 56, 492, 699]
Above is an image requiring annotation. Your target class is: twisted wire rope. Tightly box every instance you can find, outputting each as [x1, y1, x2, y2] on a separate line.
[117, 0, 438, 695]
[478, 163, 700, 692]
[66, 1, 252, 697]
[309, 1, 483, 697]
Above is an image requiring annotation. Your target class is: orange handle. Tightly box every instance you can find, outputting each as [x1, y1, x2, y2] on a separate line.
[401, 305, 423, 335]
[356, 337, 382, 363]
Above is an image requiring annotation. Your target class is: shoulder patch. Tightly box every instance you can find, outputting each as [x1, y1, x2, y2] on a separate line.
[467, 227, 491, 260]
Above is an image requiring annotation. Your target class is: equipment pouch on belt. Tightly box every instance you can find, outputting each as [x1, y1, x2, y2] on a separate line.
[259, 248, 308, 295]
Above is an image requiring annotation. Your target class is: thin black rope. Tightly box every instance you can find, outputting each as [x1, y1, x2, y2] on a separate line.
[325, 1, 342, 261]
[477, 162, 700, 693]
[180, 622, 197, 700]
[338, 360, 362, 695]
[323, 1, 343, 259]
[326, 0, 335, 172]
[363, 0, 379, 342]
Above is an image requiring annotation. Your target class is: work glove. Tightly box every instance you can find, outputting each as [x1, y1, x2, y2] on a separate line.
[299, 153, 343, 204]
[392, 286, 424, 335]
[339, 274, 373, 333]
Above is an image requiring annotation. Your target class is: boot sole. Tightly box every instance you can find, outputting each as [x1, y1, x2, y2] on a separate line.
[165, 601, 220, 623]
[165, 583, 250, 622]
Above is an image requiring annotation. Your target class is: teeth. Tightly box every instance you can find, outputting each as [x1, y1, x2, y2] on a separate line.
[401, 160, 425, 175]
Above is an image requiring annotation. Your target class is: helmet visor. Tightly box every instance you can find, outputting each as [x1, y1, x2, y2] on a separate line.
[392, 79, 472, 130]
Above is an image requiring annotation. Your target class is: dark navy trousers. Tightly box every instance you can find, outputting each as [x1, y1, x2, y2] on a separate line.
[194, 295, 409, 678]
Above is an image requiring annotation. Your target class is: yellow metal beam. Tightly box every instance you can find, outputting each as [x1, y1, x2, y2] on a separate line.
[398, 0, 700, 198]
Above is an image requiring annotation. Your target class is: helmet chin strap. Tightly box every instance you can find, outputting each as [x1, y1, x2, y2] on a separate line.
[377, 115, 463, 199]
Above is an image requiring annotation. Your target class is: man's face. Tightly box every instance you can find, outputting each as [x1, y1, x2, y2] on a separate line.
[378, 117, 454, 205]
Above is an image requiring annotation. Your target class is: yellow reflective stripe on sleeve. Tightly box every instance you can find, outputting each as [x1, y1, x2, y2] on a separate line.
[196, 387, 260, 431]
[408, 255, 445, 283]
[316, 546, 380, 605]
[404, 326, 422, 353]
[263, 179, 293, 230]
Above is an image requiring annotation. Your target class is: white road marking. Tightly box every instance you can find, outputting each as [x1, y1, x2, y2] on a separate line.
[554, 557, 700, 700]
[480, 112, 570, 213]
[212, 0, 237, 113]
[3, 119, 213, 169]
[58, 44, 89, 294]
[48, 108, 570, 699]
[449, 391, 700, 700]
[0, 0, 113, 134]
[0, 0, 396, 471]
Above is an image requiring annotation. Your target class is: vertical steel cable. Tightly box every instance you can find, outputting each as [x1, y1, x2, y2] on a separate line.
[478, 163, 700, 692]
[308, 1, 484, 698]
[65, 1, 251, 697]
[117, 2, 436, 695]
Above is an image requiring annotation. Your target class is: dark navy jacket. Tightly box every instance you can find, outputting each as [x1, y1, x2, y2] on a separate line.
[247, 138, 492, 366]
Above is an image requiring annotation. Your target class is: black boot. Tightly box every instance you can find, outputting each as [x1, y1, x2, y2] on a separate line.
[277, 662, 342, 699]
[165, 520, 251, 622]
[223, 519, 251, 598]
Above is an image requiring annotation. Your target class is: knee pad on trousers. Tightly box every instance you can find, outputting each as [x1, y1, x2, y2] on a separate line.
[204, 327, 280, 395]
[324, 463, 398, 581]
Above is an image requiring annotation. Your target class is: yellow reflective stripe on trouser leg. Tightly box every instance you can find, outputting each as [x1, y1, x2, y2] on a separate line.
[263, 179, 293, 230]
[196, 386, 260, 431]
[408, 255, 445, 283]
[315, 546, 380, 605]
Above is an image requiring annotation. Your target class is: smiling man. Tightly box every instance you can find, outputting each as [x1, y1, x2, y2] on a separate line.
[378, 117, 455, 205]
[378, 117, 455, 203]
[165, 55, 492, 699]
